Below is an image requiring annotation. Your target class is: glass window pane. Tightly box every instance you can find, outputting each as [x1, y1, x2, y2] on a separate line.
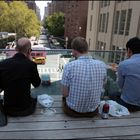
[114, 11, 120, 34]
[102, 13, 106, 32]
[119, 10, 127, 35]
[90, 15, 93, 31]
[125, 9, 132, 35]
[105, 13, 109, 33]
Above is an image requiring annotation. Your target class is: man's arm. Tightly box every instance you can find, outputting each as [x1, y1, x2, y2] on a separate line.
[117, 64, 125, 89]
[61, 64, 70, 97]
[31, 63, 41, 87]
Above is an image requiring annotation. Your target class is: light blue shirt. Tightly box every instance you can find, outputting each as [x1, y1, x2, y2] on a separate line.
[61, 55, 107, 113]
[118, 54, 140, 106]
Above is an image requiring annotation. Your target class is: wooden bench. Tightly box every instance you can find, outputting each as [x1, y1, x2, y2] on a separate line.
[0, 95, 140, 139]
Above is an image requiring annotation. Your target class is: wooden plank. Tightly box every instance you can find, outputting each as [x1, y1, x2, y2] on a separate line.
[8, 113, 93, 123]
[1, 126, 140, 139]
[98, 135, 140, 139]
[2, 118, 140, 132]
[7, 110, 140, 123]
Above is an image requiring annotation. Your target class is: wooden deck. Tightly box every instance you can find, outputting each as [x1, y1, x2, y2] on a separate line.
[0, 95, 140, 139]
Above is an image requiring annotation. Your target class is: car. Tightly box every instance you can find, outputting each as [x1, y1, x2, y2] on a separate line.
[32, 57, 46, 64]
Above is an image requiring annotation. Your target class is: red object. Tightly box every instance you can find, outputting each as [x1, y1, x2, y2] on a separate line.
[103, 102, 109, 113]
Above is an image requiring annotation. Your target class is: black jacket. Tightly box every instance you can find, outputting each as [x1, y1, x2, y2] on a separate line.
[0, 53, 41, 111]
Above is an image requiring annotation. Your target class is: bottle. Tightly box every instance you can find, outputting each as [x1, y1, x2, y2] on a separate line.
[102, 101, 109, 119]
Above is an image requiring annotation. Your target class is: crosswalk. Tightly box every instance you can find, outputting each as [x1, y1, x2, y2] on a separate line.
[37, 67, 58, 74]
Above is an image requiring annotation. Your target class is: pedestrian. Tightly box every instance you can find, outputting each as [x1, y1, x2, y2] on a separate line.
[61, 36, 107, 117]
[0, 37, 41, 117]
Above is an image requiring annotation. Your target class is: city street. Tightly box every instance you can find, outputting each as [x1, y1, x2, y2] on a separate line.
[31, 34, 69, 97]
[31, 52, 70, 97]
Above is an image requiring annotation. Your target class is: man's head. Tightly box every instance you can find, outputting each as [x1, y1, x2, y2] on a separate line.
[71, 37, 89, 57]
[126, 37, 140, 57]
[16, 37, 31, 55]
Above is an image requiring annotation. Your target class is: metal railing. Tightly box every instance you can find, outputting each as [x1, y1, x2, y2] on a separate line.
[0, 49, 126, 64]
[0, 49, 123, 96]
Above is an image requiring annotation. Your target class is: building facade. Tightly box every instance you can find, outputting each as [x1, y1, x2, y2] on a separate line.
[64, 1, 88, 45]
[46, 1, 66, 16]
[86, 0, 140, 63]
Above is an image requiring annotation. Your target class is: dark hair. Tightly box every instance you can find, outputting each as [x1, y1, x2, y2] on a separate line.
[126, 37, 140, 54]
[71, 37, 88, 53]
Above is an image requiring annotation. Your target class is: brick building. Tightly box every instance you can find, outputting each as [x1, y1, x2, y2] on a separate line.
[64, 1, 88, 46]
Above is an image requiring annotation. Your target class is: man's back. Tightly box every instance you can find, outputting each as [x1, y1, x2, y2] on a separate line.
[118, 54, 140, 106]
[0, 53, 41, 111]
[62, 56, 106, 112]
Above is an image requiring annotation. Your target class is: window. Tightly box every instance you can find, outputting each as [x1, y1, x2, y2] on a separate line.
[105, 13, 109, 33]
[100, 1, 103, 8]
[88, 38, 91, 47]
[99, 42, 103, 56]
[100, 0, 110, 7]
[90, 15, 93, 31]
[91, 1, 94, 10]
[125, 9, 132, 35]
[117, 0, 121, 3]
[119, 10, 127, 35]
[104, 1, 107, 7]
[107, 0, 110, 6]
[102, 13, 106, 32]
[114, 11, 120, 34]
[102, 43, 106, 58]
[99, 14, 102, 32]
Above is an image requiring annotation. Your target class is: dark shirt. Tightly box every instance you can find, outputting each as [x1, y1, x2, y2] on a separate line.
[0, 53, 41, 111]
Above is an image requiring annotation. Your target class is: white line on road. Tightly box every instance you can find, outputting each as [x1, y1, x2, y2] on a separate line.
[37, 68, 58, 74]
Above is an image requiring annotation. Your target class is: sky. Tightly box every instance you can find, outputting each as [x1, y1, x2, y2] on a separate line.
[35, 1, 51, 20]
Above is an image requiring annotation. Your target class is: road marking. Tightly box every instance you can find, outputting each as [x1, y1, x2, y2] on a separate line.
[37, 67, 58, 74]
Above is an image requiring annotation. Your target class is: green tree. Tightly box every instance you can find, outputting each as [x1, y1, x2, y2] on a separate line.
[0, 1, 40, 39]
[44, 12, 65, 37]
[0, 1, 9, 31]
[8, 1, 40, 39]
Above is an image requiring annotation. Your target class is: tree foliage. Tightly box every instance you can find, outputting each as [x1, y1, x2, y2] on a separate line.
[44, 12, 65, 37]
[0, 1, 40, 39]
[0, 1, 9, 31]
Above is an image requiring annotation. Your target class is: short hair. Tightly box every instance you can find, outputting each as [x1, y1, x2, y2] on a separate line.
[71, 37, 89, 53]
[126, 37, 140, 54]
[16, 37, 31, 53]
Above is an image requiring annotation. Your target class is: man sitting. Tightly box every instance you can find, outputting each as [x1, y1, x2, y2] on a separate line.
[115, 37, 140, 111]
[61, 37, 107, 117]
[0, 37, 41, 116]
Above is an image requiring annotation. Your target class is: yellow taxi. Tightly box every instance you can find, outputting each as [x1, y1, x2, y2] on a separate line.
[33, 57, 46, 64]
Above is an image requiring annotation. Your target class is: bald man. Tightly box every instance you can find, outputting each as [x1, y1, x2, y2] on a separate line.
[0, 37, 41, 116]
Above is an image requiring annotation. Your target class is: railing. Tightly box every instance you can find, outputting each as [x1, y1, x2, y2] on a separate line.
[0, 49, 123, 96]
[0, 49, 126, 64]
